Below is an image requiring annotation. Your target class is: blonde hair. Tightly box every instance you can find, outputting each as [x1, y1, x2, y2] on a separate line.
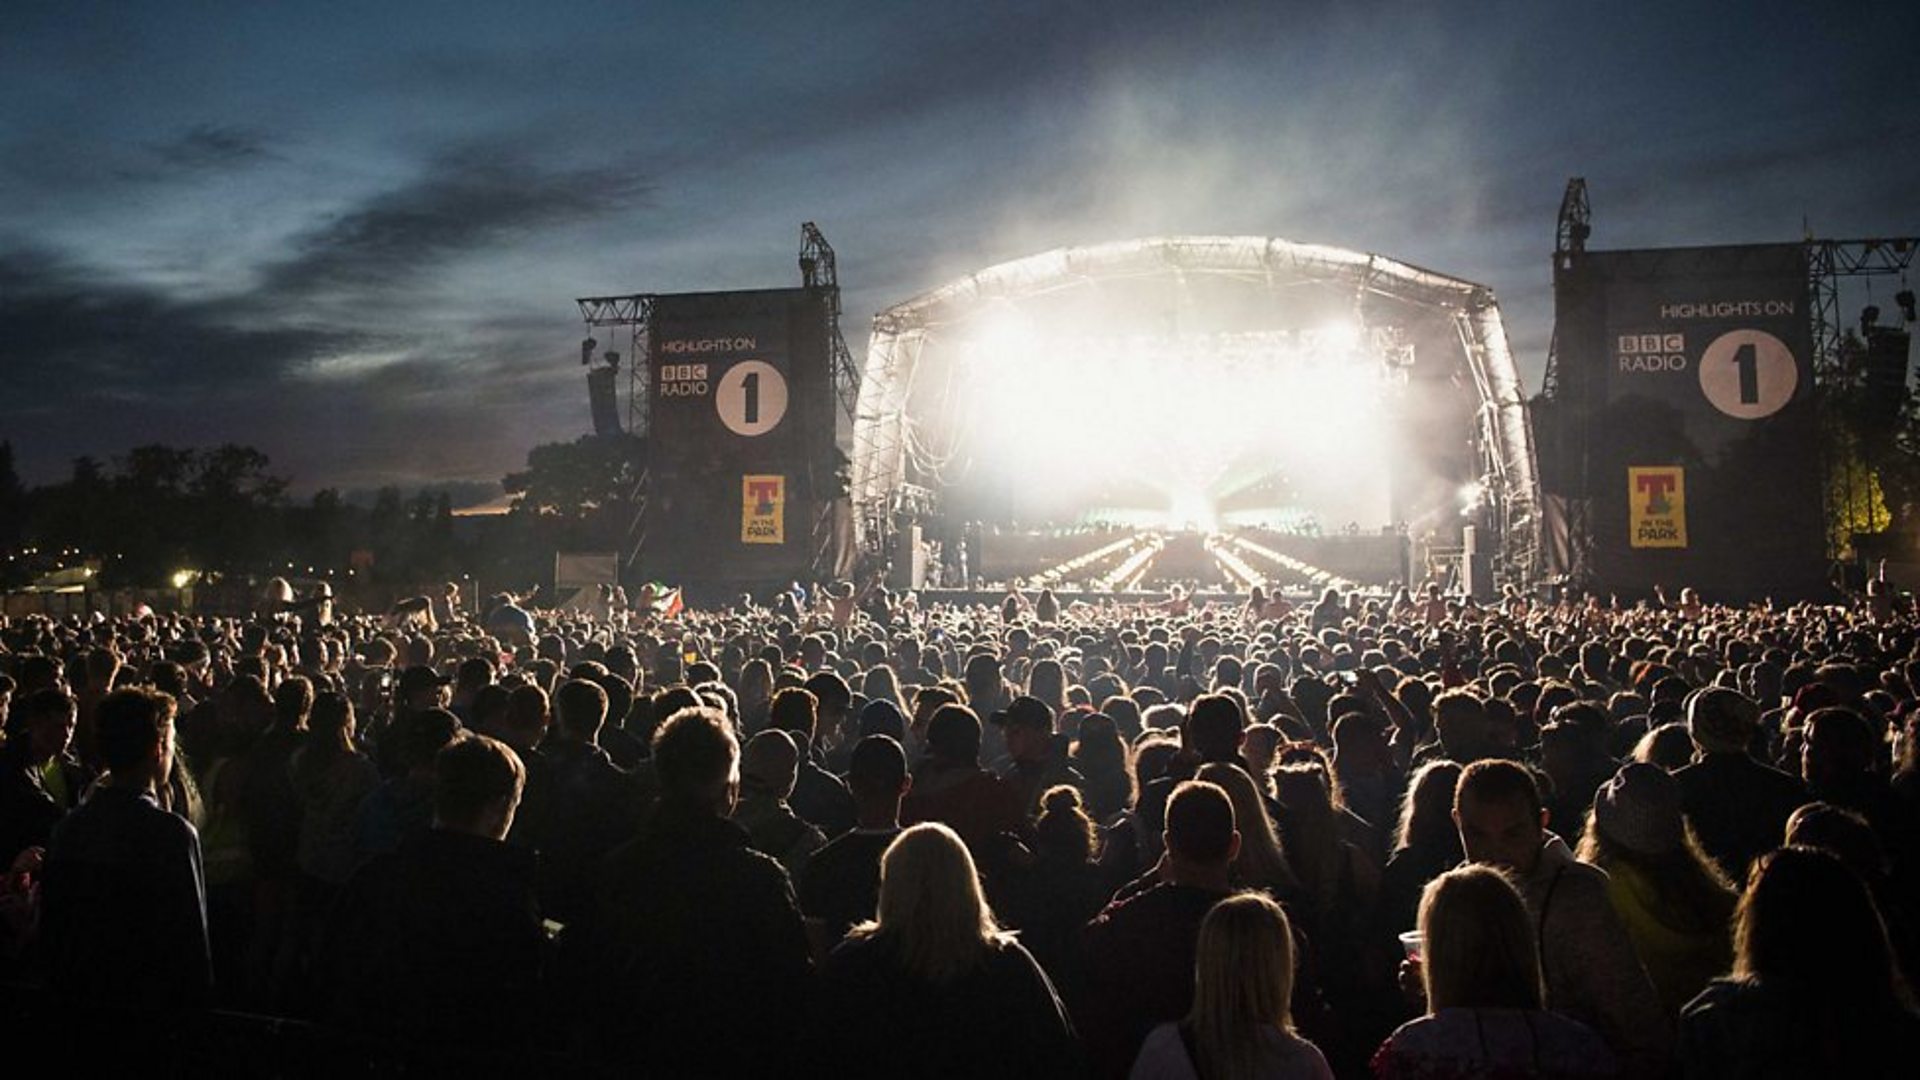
[1419, 864, 1542, 1011]
[1198, 763, 1301, 895]
[850, 822, 1007, 983]
[1395, 760, 1463, 853]
[1186, 892, 1299, 1080]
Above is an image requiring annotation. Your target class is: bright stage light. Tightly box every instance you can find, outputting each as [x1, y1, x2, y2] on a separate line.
[966, 303, 1036, 360]
[957, 325, 1396, 532]
[1315, 319, 1363, 353]
[1168, 489, 1219, 533]
[1459, 481, 1485, 506]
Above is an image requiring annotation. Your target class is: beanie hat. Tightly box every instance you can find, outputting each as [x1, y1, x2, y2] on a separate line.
[740, 729, 799, 794]
[1687, 687, 1759, 755]
[1592, 762, 1685, 855]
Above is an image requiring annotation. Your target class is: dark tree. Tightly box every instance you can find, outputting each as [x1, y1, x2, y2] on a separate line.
[0, 441, 23, 585]
[0, 441, 23, 547]
[502, 434, 647, 522]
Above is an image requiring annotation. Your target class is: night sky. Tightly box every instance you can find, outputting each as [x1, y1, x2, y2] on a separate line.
[3, 1, 1914, 498]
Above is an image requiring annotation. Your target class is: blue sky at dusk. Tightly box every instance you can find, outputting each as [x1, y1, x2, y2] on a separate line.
[3, 1, 1914, 494]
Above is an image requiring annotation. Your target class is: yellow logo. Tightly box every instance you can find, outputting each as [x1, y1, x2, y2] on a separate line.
[1628, 467, 1686, 548]
[742, 475, 784, 545]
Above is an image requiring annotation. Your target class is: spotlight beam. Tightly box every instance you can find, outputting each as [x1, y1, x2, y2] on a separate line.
[1205, 534, 1266, 591]
[1029, 533, 1149, 589]
[1096, 534, 1165, 591]
[1219, 533, 1358, 592]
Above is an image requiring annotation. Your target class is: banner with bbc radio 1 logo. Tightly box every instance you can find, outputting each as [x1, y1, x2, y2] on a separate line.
[1568, 243, 1823, 597]
[635, 288, 840, 583]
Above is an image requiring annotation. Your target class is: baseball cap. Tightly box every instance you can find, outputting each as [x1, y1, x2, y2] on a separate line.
[397, 664, 453, 699]
[990, 695, 1054, 733]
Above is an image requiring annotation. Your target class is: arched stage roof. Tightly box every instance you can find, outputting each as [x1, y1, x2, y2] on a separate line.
[853, 236, 1541, 582]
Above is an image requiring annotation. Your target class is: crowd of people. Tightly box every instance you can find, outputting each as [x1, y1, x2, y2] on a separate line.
[2, 578, 1917, 1077]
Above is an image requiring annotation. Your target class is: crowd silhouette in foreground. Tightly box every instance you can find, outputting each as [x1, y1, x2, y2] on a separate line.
[2, 578, 1918, 1078]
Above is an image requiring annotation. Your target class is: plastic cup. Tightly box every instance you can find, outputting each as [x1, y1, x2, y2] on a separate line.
[1398, 930, 1423, 961]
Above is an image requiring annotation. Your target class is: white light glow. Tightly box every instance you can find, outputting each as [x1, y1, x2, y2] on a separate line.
[966, 303, 1036, 358]
[1315, 319, 1363, 352]
[954, 326, 1395, 530]
[1168, 489, 1219, 533]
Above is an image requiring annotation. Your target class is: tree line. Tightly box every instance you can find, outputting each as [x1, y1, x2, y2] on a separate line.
[0, 434, 647, 592]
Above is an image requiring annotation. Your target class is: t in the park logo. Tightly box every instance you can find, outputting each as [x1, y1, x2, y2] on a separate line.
[742, 474, 785, 545]
[1628, 467, 1687, 549]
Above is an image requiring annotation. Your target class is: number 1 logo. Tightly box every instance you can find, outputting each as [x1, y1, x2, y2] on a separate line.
[1699, 329, 1796, 420]
[715, 360, 789, 437]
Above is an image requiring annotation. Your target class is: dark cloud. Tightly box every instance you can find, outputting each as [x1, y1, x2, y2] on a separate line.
[0, 254, 569, 490]
[0, 246, 361, 402]
[258, 148, 653, 298]
[99, 124, 281, 183]
[0, 134, 649, 489]
[149, 124, 277, 171]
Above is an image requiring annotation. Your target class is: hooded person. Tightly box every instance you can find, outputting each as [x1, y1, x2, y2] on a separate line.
[1578, 762, 1737, 1016]
[733, 729, 827, 877]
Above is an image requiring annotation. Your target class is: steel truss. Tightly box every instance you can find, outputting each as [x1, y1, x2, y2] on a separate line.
[1809, 238, 1917, 378]
[577, 294, 655, 436]
[1809, 237, 1919, 557]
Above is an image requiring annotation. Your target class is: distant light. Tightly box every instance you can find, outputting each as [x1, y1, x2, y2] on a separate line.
[1317, 319, 1363, 352]
[171, 569, 196, 589]
[1459, 480, 1487, 518]
[1169, 489, 1219, 533]
[968, 303, 1035, 357]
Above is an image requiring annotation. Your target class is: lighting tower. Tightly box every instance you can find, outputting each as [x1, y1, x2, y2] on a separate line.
[800, 222, 861, 423]
[1541, 178, 1590, 399]
[1554, 178, 1591, 273]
